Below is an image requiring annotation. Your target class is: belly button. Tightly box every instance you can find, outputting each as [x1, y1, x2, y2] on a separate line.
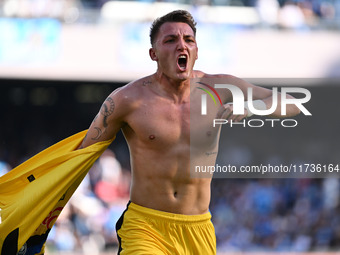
[174, 191, 177, 198]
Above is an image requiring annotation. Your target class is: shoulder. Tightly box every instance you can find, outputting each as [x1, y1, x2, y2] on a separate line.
[192, 71, 258, 102]
[194, 71, 241, 81]
[103, 76, 153, 117]
[193, 71, 251, 89]
[109, 76, 152, 102]
[193, 70, 241, 82]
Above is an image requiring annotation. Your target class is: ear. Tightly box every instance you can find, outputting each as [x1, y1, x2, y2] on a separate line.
[149, 48, 158, 61]
[195, 47, 198, 60]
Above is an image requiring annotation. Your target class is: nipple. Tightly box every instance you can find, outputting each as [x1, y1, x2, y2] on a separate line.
[149, 135, 155, 140]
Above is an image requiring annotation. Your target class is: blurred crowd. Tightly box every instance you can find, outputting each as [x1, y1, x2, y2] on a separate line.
[211, 178, 340, 252]
[0, 0, 339, 29]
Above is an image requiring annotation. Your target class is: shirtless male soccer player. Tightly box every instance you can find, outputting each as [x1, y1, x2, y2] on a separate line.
[78, 10, 301, 255]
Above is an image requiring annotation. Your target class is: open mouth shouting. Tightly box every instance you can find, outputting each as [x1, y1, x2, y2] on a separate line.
[177, 54, 188, 72]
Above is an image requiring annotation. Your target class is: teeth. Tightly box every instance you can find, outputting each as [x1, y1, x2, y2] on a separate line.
[179, 55, 187, 59]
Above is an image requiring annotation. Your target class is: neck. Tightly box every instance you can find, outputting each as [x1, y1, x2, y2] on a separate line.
[152, 72, 192, 103]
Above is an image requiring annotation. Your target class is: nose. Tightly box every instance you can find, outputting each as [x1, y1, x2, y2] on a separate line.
[177, 38, 187, 51]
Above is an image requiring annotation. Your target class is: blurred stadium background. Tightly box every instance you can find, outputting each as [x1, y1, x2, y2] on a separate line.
[1, 0, 340, 254]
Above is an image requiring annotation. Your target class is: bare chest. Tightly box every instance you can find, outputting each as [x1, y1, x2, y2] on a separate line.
[124, 99, 191, 147]
[123, 94, 222, 152]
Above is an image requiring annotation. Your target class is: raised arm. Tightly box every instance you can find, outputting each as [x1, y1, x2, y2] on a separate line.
[78, 87, 126, 149]
[239, 78, 301, 118]
[216, 75, 301, 121]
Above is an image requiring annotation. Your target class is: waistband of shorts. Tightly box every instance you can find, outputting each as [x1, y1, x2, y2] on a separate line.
[128, 202, 211, 224]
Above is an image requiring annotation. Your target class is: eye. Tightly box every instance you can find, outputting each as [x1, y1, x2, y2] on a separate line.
[165, 39, 175, 43]
[185, 37, 195, 43]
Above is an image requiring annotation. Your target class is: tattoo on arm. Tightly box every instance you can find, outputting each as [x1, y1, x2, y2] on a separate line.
[91, 127, 103, 140]
[100, 97, 115, 127]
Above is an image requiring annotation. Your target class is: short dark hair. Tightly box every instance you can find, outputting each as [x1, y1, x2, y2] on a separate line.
[149, 10, 197, 46]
